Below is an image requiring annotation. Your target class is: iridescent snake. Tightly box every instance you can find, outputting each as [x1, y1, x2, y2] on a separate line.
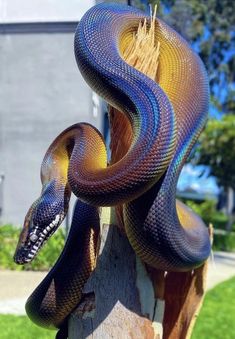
[14, 2, 211, 337]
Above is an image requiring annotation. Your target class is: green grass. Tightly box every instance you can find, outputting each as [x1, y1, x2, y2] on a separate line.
[0, 315, 55, 339]
[192, 276, 235, 339]
[0, 277, 234, 338]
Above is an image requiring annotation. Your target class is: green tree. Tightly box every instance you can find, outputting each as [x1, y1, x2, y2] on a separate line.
[197, 115, 235, 230]
[146, 0, 235, 115]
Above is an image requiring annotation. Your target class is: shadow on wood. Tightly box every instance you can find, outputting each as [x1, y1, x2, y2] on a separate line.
[68, 214, 208, 339]
[69, 220, 159, 338]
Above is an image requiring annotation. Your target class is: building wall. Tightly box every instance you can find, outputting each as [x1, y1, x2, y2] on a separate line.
[0, 29, 102, 225]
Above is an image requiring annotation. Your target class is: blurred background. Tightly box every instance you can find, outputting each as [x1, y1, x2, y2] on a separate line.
[0, 0, 234, 338]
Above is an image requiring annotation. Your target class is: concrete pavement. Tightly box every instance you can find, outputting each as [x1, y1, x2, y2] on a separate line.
[206, 251, 235, 289]
[0, 251, 234, 315]
[0, 270, 47, 315]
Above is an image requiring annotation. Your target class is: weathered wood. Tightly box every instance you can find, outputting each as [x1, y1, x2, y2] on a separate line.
[162, 263, 208, 339]
[68, 207, 162, 338]
[68, 210, 210, 339]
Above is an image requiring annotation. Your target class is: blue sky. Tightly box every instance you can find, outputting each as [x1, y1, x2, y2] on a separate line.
[177, 164, 220, 198]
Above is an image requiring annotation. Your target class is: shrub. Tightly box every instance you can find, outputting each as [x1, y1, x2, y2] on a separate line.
[184, 200, 235, 251]
[213, 230, 235, 252]
[185, 199, 234, 231]
[0, 224, 65, 271]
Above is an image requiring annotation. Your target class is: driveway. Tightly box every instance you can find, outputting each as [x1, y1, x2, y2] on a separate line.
[0, 251, 234, 315]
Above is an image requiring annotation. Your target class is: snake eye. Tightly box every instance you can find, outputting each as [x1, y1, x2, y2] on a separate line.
[29, 233, 38, 242]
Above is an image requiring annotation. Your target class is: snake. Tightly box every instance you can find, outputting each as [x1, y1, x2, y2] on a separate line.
[14, 2, 211, 337]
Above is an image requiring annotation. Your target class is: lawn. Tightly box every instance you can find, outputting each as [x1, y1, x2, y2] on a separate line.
[0, 315, 55, 339]
[0, 277, 234, 338]
[192, 276, 235, 339]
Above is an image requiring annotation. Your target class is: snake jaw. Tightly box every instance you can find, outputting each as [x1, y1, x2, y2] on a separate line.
[14, 180, 70, 265]
[14, 213, 64, 265]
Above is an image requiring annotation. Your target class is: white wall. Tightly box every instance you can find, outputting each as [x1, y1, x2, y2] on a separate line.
[0, 30, 102, 225]
[0, 0, 96, 23]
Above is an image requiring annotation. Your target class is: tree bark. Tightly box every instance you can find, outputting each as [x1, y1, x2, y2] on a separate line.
[68, 208, 210, 339]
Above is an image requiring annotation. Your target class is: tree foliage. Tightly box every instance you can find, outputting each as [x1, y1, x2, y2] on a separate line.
[145, 0, 235, 115]
[197, 115, 235, 188]
[195, 114, 235, 230]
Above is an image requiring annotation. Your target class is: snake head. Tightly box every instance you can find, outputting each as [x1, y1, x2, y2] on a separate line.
[14, 182, 70, 265]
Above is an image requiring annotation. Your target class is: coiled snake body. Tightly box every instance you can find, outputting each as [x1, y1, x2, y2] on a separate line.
[14, 2, 211, 334]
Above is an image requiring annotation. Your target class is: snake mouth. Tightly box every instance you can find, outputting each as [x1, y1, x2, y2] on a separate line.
[14, 230, 50, 265]
[14, 231, 48, 264]
[14, 214, 64, 265]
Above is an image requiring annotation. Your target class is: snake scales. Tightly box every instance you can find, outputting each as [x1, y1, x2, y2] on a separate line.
[14, 2, 211, 336]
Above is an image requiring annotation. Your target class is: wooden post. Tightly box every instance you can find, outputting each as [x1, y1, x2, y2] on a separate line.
[68, 207, 161, 338]
[68, 208, 210, 339]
